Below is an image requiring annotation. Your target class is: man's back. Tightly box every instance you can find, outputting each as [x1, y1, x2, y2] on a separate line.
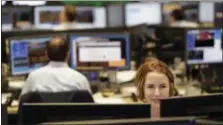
[20, 61, 91, 96]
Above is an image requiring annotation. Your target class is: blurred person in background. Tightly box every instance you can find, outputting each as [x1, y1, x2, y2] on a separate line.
[55, 5, 77, 30]
[170, 8, 199, 28]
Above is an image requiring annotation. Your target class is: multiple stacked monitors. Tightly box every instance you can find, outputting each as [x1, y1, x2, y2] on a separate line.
[9, 34, 64, 75]
[125, 2, 162, 26]
[8, 33, 130, 75]
[69, 33, 130, 70]
[186, 28, 222, 64]
[34, 6, 106, 29]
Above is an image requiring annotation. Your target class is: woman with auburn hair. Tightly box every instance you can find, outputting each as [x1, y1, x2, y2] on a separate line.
[135, 58, 175, 117]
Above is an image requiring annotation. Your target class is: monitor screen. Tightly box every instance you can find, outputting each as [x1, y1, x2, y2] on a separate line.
[199, 2, 214, 22]
[186, 29, 222, 64]
[34, 6, 63, 29]
[2, 11, 13, 31]
[34, 6, 106, 29]
[69, 34, 130, 70]
[13, 1, 46, 6]
[2, 6, 33, 31]
[125, 2, 162, 26]
[76, 7, 106, 29]
[9, 35, 64, 75]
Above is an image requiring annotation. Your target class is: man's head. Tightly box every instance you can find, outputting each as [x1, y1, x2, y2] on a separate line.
[60, 5, 77, 23]
[170, 8, 185, 23]
[46, 36, 69, 62]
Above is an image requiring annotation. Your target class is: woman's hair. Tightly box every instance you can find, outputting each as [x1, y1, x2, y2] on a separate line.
[135, 58, 174, 101]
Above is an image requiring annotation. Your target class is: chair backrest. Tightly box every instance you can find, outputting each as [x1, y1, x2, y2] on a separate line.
[19, 90, 94, 103]
[18, 90, 94, 125]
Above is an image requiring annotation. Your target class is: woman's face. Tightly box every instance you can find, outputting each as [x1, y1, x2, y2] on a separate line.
[143, 72, 170, 105]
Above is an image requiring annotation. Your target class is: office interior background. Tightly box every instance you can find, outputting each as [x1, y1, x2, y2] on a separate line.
[1, 1, 223, 125]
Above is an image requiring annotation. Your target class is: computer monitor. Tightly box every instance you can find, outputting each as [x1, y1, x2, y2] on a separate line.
[21, 103, 150, 125]
[2, 6, 33, 31]
[2, 9, 13, 31]
[161, 94, 222, 118]
[125, 2, 162, 26]
[69, 33, 130, 70]
[34, 6, 63, 29]
[75, 6, 106, 29]
[107, 4, 125, 28]
[199, 2, 215, 23]
[34, 6, 106, 29]
[38, 117, 200, 125]
[186, 28, 222, 65]
[214, 2, 223, 27]
[155, 27, 186, 64]
[12, 1, 46, 6]
[8, 34, 65, 76]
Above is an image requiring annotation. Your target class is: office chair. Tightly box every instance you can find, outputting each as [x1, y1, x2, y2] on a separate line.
[19, 90, 94, 103]
[18, 90, 94, 125]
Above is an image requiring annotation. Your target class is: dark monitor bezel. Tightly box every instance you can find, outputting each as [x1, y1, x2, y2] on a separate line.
[22, 103, 151, 125]
[38, 117, 199, 125]
[160, 93, 223, 118]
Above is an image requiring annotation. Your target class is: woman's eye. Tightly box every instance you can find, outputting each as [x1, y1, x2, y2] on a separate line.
[160, 84, 166, 89]
[147, 85, 154, 89]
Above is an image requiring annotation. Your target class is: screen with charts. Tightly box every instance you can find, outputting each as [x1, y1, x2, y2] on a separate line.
[69, 34, 130, 70]
[186, 29, 222, 64]
[9, 36, 53, 75]
[125, 2, 162, 26]
[35, 6, 106, 29]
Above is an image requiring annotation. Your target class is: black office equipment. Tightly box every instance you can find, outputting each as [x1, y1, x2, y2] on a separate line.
[155, 26, 187, 64]
[21, 103, 150, 125]
[1, 104, 8, 125]
[126, 24, 157, 67]
[36, 117, 223, 125]
[161, 94, 223, 119]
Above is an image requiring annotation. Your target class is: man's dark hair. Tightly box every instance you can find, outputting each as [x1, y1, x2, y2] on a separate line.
[171, 8, 185, 21]
[46, 36, 69, 62]
[64, 5, 77, 22]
